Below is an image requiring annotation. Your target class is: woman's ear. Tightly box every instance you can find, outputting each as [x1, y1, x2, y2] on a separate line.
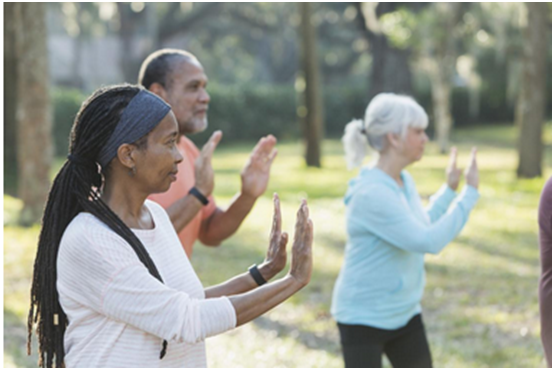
[385, 132, 402, 149]
[116, 144, 136, 170]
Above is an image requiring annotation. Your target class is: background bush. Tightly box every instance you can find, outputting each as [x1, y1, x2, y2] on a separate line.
[51, 79, 552, 154]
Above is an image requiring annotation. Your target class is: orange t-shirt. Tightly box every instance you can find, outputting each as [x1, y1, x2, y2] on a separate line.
[148, 136, 217, 257]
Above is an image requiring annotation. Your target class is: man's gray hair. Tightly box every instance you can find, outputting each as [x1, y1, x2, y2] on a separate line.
[138, 49, 197, 89]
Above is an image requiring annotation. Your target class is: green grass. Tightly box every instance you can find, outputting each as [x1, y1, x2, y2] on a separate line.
[4, 124, 552, 367]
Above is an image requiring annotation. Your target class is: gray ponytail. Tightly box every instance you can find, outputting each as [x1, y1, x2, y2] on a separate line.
[342, 119, 368, 170]
[342, 93, 428, 169]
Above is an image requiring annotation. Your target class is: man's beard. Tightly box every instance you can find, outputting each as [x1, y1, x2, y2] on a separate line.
[181, 116, 208, 135]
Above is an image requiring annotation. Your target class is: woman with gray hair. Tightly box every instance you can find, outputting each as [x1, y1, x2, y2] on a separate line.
[331, 93, 480, 367]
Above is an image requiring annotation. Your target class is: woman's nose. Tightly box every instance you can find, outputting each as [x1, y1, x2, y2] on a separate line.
[174, 148, 184, 164]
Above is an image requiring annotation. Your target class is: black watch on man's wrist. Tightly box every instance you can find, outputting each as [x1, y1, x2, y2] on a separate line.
[248, 264, 267, 286]
[189, 187, 209, 206]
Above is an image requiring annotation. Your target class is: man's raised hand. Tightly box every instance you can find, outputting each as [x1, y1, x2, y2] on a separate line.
[194, 131, 223, 197]
[240, 135, 278, 199]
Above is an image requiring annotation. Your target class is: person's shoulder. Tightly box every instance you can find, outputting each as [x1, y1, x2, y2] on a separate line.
[144, 199, 173, 229]
[60, 213, 115, 256]
[63, 212, 105, 238]
[360, 167, 399, 192]
[348, 169, 398, 204]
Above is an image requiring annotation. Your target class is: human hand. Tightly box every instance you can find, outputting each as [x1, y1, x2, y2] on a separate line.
[240, 135, 278, 200]
[288, 199, 313, 287]
[259, 193, 288, 281]
[446, 147, 462, 191]
[194, 131, 222, 197]
[464, 147, 479, 189]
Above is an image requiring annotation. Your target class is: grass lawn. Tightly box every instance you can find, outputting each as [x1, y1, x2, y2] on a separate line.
[4, 124, 552, 367]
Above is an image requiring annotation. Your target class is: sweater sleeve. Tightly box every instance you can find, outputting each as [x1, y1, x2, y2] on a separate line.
[101, 264, 236, 343]
[349, 184, 479, 254]
[426, 184, 458, 223]
[57, 220, 236, 344]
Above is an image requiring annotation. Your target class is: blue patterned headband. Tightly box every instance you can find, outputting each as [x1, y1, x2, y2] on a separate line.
[97, 90, 171, 168]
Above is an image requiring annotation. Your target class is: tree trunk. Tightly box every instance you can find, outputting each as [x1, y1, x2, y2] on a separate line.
[299, 3, 323, 167]
[355, 2, 415, 100]
[4, 3, 19, 195]
[430, 62, 453, 154]
[516, 2, 547, 178]
[117, 3, 143, 83]
[15, 3, 53, 225]
[426, 2, 462, 154]
[367, 33, 413, 99]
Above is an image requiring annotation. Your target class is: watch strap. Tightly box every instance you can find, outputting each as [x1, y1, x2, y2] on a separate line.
[248, 264, 267, 286]
[189, 187, 209, 206]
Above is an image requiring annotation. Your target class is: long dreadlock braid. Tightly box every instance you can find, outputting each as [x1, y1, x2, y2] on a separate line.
[28, 84, 169, 368]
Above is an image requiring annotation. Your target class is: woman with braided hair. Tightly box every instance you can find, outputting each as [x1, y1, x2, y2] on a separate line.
[27, 84, 313, 368]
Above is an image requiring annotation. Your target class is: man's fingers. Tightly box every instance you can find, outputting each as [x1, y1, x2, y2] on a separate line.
[255, 135, 277, 157]
[262, 135, 277, 153]
[202, 131, 221, 150]
[268, 148, 278, 163]
[203, 131, 223, 160]
[202, 131, 222, 153]
[250, 136, 267, 157]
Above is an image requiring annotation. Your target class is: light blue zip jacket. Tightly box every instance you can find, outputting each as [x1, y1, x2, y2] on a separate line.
[331, 166, 479, 330]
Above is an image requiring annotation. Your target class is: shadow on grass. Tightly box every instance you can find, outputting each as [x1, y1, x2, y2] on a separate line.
[457, 232, 540, 267]
[252, 315, 341, 354]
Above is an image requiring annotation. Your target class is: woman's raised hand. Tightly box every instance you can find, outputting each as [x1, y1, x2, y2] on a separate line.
[446, 147, 462, 191]
[225, 198, 313, 327]
[288, 199, 314, 287]
[260, 194, 288, 280]
[464, 147, 479, 189]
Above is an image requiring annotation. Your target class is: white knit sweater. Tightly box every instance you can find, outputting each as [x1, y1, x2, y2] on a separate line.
[56, 200, 237, 368]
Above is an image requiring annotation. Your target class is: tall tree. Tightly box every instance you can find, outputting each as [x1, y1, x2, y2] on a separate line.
[117, 2, 147, 83]
[354, 3, 425, 100]
[299, 3, 324, 167]
[378, 3, 468, 153]
[420, 3, 466, 154]
[516, 2, 548, 178]
[116, 3, 222, 83]
[14, 3, 53, 225]
[4, 3, 19, 195]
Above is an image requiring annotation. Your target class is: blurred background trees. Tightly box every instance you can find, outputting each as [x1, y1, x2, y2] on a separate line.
[4, 2, 552, 221]
[5, 3, 53, 225]
[516, 2, 549, 178]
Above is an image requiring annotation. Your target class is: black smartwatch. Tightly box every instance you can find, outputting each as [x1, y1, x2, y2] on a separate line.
[189, 187, 209, 206]
[248, 264, 267, 286]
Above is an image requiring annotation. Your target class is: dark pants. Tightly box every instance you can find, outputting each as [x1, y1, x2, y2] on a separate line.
[337, 314, 433, 368]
